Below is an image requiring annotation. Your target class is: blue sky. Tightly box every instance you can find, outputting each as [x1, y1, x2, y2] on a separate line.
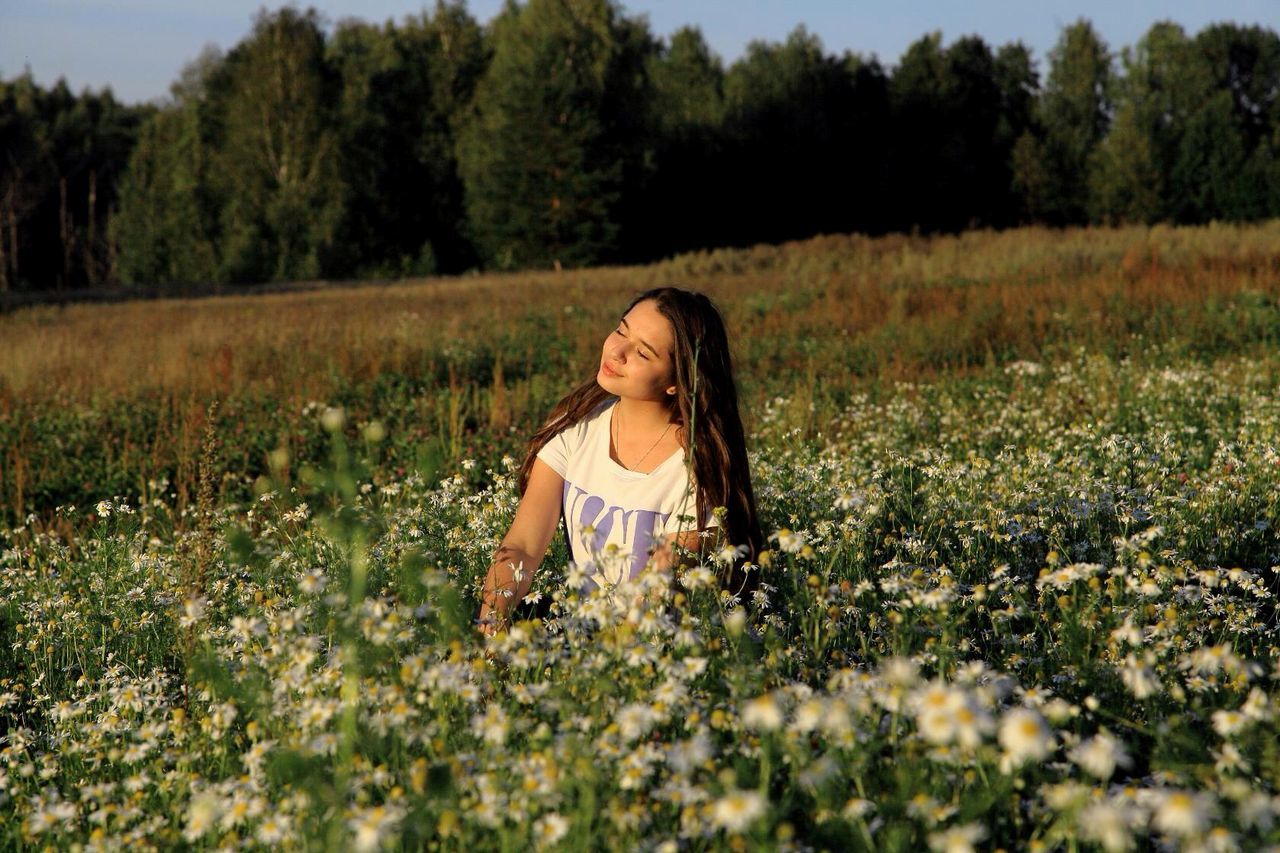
[1, 0, 1273, 104]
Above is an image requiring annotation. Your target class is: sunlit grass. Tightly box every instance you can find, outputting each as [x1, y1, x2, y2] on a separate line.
[0, 222, 1279, 848]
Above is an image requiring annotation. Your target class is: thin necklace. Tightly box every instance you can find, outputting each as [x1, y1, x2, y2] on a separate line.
[614, 405, 673, 471]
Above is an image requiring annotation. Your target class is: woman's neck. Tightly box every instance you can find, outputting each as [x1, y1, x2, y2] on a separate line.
[613, 395, 676, 433]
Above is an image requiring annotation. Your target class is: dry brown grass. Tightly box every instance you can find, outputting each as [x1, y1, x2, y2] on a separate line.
[2, 221, 1277, 404]
[1, 221, 1278, 521]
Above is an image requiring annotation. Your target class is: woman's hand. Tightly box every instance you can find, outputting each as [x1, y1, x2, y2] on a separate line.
[474, 458, 564, 635]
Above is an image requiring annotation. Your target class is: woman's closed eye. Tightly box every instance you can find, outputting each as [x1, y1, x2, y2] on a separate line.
[614, 327, 651, 359]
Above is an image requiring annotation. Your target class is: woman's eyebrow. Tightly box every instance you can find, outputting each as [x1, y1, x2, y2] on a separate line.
[620, 317, 661, 358]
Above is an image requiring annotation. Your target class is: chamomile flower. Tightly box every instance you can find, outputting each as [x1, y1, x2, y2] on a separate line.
[710, 790, 766, 834]
[998, 708, 1055, 771]
[1151, 790, 1217, 838]
[927, 822, 987, 853]
[1069, 731, 1132, 780]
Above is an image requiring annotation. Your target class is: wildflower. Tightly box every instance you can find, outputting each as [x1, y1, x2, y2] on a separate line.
[179, 597, 207, 628]
[835, 492, 865, 511]
[348, 805, 402, 852]
[713, 543, 749, 566]
[907, 793, 955, 824]
[96, 500, 112, 517]
[1236, 790, 1275, 830]
[842, 798, 875, 820]
[928, 822, 987, 853]
[1077, 800, 1142, 852]
[723, 608, 747, 636]
[320, 406, 346, 431]
[24, 798, 77, 835]
[534, 813, 570, 847]
[1109, 620, 1143, 647]
[256, 814, 292, 845]
[1211, 709, 1249, 737]
[741, 693, 784, 731]
[617, 703, 656, 742]
[1069, 731, 1132, 780]
[664, 732, 713, 777]
[710, 790, 765, 834]
[1241, 687, 1270, 720]
[183, 793, 221, 842]
[998, 708, 1054, 771]
[774, 528, 807, 553]
[1212, 742, 1249, 774]
[880, 656, 921, 687]
[790, 698, 825, 733]
[471, 705, 509, 746]
[1204, 826, 1240, 853]
[1119, 654, 1161, 699]
[299, 569, 327, 594]
[1152, 790, 1216, 838]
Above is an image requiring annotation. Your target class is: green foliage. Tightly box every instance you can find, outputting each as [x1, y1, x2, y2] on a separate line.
[0, 73, 144, 291]
[7, 14, 1280, 291]
[111, 69, 221, 285]
[649, 26, 724, 132]
[1036, 19, 1113, 224]
[4, 345, 1280, 848]
[456, 0, 652, 270]
[211, 8, 344, 283]
[1088, 101, 1163, 224]
[327, 3, 486, 276]
[889, 33, 1012, 230]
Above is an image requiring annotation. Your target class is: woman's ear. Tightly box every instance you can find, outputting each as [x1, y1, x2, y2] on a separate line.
[666, 386, 676, 396]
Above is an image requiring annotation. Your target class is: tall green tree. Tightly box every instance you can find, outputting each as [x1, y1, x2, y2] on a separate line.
[1087, 100, 1163, 223]
[1035, 19, 1112, 224]
[456, 0, 654, 270]
[1172, 90, 1258, 220]
[0, 74, 43, 292]
[1088, 22, 1203, 223]
[328, 2, 487, 276]
[1180, 24, 1280, 219]
[1, 73, 142, 291]
[639, 26, 728, 256]
[112, 49, 223, 285]
[721, 27, 882, 242]
[888, 33, 1007, 230]
[993, 43, 1041, 223]
[213, 7, 343, 282]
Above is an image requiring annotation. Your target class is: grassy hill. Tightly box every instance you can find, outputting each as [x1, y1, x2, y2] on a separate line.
[1, 222, 1279, 849]
[2, 221, 1277, 525]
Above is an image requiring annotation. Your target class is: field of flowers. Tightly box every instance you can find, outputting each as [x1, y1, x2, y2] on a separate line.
[3, 224, 1280, 850]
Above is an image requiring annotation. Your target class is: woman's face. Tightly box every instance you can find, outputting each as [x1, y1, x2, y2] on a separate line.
[597, 299, 678, 402]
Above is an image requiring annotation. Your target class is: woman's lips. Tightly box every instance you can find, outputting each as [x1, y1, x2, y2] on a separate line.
[601, 361, 622, 377]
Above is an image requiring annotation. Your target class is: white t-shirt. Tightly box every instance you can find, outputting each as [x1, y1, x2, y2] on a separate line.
[536, 398, 712, 589]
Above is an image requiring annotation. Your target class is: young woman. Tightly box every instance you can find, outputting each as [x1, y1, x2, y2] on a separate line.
[477, 287, 762, 634]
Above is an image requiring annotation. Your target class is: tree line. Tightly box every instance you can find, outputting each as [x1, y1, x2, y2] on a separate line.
[2, 1, 1278, 291]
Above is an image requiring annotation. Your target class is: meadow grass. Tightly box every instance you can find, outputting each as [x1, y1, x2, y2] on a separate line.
[1, 221, 1278, 525]
[0, 222, 1279, 849]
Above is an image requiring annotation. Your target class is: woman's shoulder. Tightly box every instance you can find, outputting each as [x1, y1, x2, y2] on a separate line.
[562, 397, 614, 433]
[543, 397, 614, 452]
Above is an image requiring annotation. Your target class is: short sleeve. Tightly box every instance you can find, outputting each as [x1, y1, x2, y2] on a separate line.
[535, 420, 581, 477]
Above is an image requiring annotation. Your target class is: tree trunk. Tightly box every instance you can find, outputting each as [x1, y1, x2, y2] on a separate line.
[0, 204, 8, 293]
[59, 175, 71, 290]
[0, 195, 7, 292]
[86, 168, 98, 286]
[7, 196, 17, 286]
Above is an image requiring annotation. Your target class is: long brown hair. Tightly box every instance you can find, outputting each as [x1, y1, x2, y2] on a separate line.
[517, 287, 763, 597]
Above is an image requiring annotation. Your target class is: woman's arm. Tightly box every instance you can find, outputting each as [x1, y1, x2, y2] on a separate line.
[477, 458, 564, 635]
